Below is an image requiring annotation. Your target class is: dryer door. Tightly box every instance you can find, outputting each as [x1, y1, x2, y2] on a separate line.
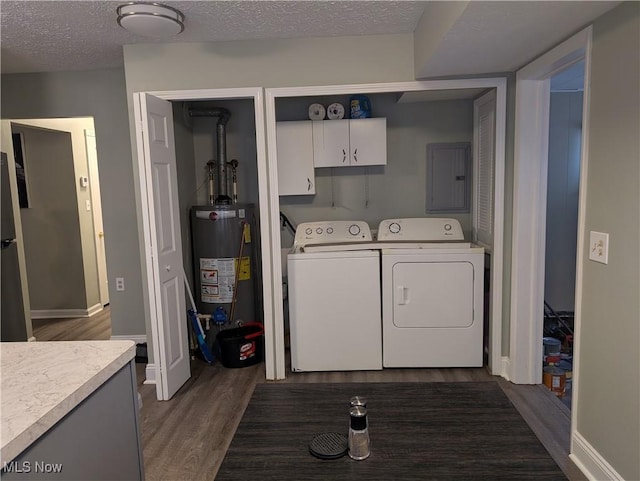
[392, 261, 474, 328]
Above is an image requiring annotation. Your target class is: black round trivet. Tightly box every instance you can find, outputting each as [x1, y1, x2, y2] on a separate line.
[309, 432, 348, 460]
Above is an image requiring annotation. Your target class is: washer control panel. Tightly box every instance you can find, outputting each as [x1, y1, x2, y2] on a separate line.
[377, 218, 464, 241]
[294, 220, 372, 246]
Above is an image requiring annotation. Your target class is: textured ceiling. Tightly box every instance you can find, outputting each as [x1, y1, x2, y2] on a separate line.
[0, 1, 620, 76]
[0, 1, 428, 74]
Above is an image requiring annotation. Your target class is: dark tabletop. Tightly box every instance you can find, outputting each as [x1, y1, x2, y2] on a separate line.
[216, 382, 566, 481]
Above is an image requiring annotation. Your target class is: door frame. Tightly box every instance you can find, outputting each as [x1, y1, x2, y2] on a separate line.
[266, 79, 507, 378]
[133, 88, 277, 381]
[509, 25, 592, 402]
[84, 129, 109, 307]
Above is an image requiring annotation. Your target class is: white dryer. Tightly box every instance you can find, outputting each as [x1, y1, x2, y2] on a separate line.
[287, 221, 382, 372]
[378, 218, 484, 367]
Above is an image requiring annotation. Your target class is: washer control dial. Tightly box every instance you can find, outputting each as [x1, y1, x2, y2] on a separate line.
[348, 224, 361, 236]
[326, 227, 334, 234]
[305, 227, 313, 235]
[388, 222, 401, 234]
[316, 227, 323, 235]
[444, 223, 452, 231]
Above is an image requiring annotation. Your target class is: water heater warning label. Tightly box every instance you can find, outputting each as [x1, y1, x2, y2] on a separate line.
[235, 256, 251, 281]
[200, 258, 235, 303]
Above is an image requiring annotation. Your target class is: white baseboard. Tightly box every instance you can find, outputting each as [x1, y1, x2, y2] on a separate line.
[110, 334, 147, 344]
[499, 356, 511, 380]
[144, 363, 156, 385]
[86, 303, 103, 316]
[571, 431, 624, 481]
[31, 303, 103, 319]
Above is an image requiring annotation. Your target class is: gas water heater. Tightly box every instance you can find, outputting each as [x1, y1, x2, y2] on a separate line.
[191, 204, 258, 324]
[188, 105, 259, 326]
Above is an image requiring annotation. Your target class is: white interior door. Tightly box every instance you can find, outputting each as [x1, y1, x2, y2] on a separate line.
[136, 93, 190, 400]
[0, 120, 33, 340]
[84, 129, 109, 307]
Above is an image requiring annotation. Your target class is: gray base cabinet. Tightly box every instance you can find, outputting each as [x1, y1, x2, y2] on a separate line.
[2, 361, 144, 481]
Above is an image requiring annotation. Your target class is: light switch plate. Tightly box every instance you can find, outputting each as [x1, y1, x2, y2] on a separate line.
[589, 231, 609, 264]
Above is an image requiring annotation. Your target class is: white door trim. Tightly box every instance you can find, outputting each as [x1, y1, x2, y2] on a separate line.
[134, 87, 277, 381]
[266, 79, 507, 378]
[509, 24, 592, 404]
[472, 88, 503, 374]
[84, 129, 109, 307]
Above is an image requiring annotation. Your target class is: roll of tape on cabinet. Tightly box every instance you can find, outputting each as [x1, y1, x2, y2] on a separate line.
[308, 103, 326, 120]
[327, 103, 345, 120]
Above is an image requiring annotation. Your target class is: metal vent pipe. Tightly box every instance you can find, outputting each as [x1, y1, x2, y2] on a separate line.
[188, 107, 232, 204]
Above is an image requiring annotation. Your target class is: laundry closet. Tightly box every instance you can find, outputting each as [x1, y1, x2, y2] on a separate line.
[274, 89, 491, 372]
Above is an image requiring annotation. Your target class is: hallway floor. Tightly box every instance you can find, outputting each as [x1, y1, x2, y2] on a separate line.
[31, 306, 111, 341]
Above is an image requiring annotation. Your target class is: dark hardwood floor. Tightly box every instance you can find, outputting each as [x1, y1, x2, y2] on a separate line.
[33, 312, 585, 481]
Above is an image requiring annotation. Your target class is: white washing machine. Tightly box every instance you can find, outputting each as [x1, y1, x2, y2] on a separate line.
[287, 221, 382, 372]
[378, 218, 485, 368]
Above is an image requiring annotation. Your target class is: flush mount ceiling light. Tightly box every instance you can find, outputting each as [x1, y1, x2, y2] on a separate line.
[117, 2, 185, 38]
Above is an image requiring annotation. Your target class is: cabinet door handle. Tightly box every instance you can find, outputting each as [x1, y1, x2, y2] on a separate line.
[353, 147, 358, 163]
[307, 178, 312, 191]
[342, 149, 347, 163]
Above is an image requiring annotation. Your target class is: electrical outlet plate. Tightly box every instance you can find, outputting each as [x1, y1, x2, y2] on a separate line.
[115, 277, 125, 291]
[589, 231, 609, 264]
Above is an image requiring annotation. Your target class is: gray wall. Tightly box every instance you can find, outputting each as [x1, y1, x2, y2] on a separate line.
[13, 126, 86, 310]
[172, 101, 198, 296]
[413, 2, 469, 78]
[123, 35, 414, 92]
[577, 3, 639, 479]
[1, 69, 143, 336]
[545, 91, 583, 312]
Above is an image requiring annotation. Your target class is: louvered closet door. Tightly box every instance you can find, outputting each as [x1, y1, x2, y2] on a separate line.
[473, 90, 496, 247]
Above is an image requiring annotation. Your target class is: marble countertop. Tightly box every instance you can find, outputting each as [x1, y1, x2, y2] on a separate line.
[1, 340, 136, 462]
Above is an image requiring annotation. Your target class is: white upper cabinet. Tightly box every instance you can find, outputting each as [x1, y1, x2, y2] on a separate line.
[348, 118, 387, 166]
[313, 118, 387, 167]
[312, 119, 350, 167]
[276, 121, 315, 196]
